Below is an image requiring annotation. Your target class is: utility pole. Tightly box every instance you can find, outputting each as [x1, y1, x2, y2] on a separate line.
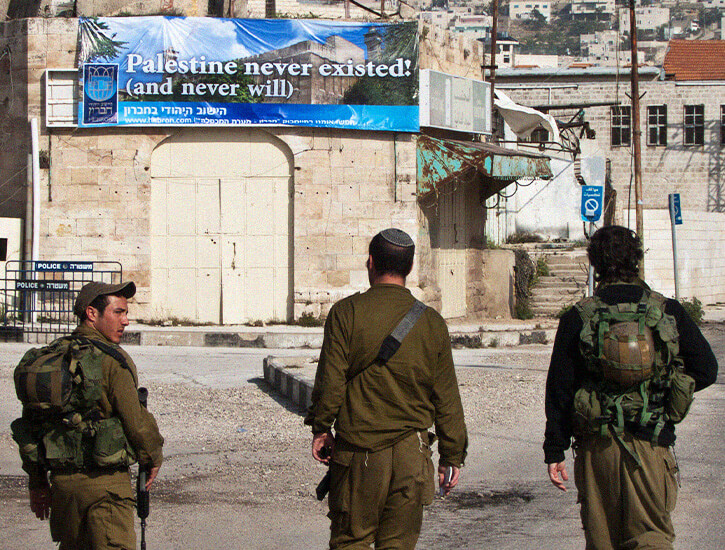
[629, 0, 644, 276]
[489, 0, 499, 128]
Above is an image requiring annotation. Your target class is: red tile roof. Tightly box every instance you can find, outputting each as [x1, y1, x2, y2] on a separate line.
[663, 40, 725, 81]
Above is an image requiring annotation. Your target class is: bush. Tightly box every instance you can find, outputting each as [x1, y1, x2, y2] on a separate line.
[513, 249, 535, 320]
[536, 257, 550, 277]
[506, 232, 544, 244]
[296, 312, 324, 327]
[681, 297, 704, 325]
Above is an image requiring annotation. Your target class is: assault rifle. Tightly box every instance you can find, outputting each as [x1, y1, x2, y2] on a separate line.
[137, 388, 150, 550]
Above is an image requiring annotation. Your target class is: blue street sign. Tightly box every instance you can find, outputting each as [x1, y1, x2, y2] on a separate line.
[669, 193, 682, 225]
[581, 186, 604, 222]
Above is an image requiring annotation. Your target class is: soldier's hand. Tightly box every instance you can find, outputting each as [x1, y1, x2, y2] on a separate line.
[548, 462, 569, 492]
[312, 432, 335, 464]
[29, 486, 51, 520]
[438, 465, 460, 496]
[145, 465, 161, 490]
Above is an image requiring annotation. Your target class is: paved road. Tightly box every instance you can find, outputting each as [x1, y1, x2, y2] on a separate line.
[0, 324, 722, 549]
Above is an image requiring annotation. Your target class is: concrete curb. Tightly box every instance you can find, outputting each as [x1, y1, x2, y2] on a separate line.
[263, 356, 315, 411]
[123, 322, 559, 349]
[124, 327, 324, 348]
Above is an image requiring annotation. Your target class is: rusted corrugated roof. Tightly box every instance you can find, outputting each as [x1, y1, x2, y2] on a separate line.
[416, 135, 552, 201]
[663, 40, 725, 81]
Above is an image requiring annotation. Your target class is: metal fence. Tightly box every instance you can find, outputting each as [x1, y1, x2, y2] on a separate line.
[1, 260, 123, 343]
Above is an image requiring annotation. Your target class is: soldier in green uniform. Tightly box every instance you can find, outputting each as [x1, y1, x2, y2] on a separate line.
[306, 228, 468, 550]
[16, 281, 164, 550]
[544, 226, 718, 549]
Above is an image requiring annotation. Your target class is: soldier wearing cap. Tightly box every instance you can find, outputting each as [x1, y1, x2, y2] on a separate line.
[305, 228, 468, 549]
[25, 281, 164, 550]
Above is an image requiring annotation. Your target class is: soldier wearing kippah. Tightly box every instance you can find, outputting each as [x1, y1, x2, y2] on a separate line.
[306, 228, 468, 549]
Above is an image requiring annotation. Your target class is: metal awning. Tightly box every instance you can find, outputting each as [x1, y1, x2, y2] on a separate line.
[416, 135, 552, 201]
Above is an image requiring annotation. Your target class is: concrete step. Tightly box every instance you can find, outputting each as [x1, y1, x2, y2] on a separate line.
[530, 292, 584, 303]
[531, 304, 575, 317]
[535, 279, 587, 289]
[547, 268, 588, 277]
[544, 255, 588, 266]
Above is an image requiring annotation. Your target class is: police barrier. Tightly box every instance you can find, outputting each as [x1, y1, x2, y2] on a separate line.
[1, 260, 122, 343]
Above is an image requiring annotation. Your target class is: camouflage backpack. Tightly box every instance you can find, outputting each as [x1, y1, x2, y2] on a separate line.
[572, 289, 695, 464]
[10, 336, 137, 471]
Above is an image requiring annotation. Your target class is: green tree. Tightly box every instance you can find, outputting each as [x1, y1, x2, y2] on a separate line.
[79, 18, 128, 62]
[343, 22, 418, 106]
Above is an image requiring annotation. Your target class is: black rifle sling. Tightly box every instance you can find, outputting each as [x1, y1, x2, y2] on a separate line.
[375, 299, 428, 365]
[71, 335, 138, 386]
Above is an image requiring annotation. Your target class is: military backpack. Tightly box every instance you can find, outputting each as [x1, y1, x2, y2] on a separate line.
[572, 288, 695, 464]
[11, 335, 137, 471]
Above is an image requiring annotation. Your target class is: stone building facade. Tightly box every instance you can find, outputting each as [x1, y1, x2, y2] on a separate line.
[494, 63, 725, 303]
[0, 16, 521, 325]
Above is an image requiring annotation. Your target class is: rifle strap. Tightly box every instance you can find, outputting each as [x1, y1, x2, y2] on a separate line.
[375, 300, 428, 365]
[70, 335, 138, 386]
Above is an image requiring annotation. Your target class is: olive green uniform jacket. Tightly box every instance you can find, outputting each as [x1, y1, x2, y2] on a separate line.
[305, 284, 467, 467]
[27, 325, 164, 549]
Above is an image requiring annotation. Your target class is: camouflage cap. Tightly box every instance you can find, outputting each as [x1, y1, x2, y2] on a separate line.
[378, 228, 414, 248]
[73, 281, 136, 317]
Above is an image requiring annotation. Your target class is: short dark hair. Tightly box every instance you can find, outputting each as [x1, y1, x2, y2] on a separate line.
[369, 233, 415, 278]
[587, 225, 643, 284]
[80, 294, 111, 322]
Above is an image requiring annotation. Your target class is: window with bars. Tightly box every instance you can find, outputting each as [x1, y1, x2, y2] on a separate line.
[721, 105, 725, 146]
[611, 105, 631, 147]
[684, 104, 704, 146]
[647, 105, 667, 146]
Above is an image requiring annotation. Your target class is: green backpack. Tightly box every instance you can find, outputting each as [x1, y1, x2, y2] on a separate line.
[11, 336, 137, 471]
[572, 289, 695, 463]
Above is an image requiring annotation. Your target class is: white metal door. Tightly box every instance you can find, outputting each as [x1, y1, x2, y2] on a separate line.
[150, 130, 292, 324]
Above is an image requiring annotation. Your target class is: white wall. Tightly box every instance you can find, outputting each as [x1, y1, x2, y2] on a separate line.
[0, 217, 22, 265]
[633, 209, 725, 305]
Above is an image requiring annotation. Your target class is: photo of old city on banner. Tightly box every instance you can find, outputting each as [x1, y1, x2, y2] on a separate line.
[77, 17, 419, 132]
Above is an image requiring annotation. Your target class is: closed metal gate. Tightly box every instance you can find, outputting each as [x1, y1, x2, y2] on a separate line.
[1, 260, 122, 343]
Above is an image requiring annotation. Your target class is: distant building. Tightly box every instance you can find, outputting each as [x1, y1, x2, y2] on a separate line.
[515, 54, 558, 68]
[450, 14, 493, 41]
[482, 34, 521, 69]
[419, 10, 457, 29]
[509, 0, 552, 23]
[618, 6, 670, 33]
[570, 0, 616, 20]
[492, 40, 725, 303]
[580, 30, 619, 59]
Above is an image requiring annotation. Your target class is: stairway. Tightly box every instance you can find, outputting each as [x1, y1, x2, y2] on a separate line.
[529, 245, 589, 318]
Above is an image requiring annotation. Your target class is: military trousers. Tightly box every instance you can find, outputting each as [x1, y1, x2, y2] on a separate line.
[574, 431, 678, 550]
[327, 430, 436, 550]
[49, 468, 136, 550]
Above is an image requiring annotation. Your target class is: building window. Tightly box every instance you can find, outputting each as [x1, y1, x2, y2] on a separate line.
[530, 127, 550, 143]
[721, 105, 725, 145]
[684, 104, 704, 146]
[647, 105, 667, 146]
[611, 105, 631, 147]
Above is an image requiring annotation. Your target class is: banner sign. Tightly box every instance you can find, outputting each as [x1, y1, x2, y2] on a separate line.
[77, 17, 419, 132]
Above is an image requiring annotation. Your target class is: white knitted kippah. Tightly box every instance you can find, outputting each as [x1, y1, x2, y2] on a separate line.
[379, 228, 414, 248]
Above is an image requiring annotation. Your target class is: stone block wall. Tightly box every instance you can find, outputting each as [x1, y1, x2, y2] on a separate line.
[278, 128, 419, 319]
[419, 23, 486, 80]
[636, 209, 725, 305]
